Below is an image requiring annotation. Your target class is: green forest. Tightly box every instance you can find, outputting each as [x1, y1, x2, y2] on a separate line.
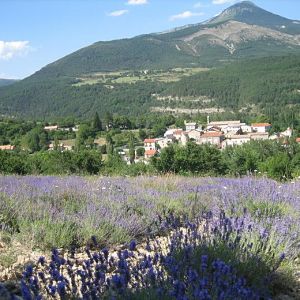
[0, 55, 299, 131]
[165, 55, 300, 127]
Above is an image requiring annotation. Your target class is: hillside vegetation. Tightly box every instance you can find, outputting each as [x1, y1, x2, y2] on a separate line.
[164, 55, 300, 125]
[0, 55, 299, 128]
[0, 79, 18, 87]
[0, 2, 300, 122]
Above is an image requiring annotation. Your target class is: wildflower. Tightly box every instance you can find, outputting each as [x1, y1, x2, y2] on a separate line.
[102, 248, 109, 260]
[20, 281, 32, 300]
[38, 256, 45, 266]
[129, 240, 137, 251]
[279, 253, 285, 261]
[201, 255, 208, 272]
[23, 265, 33, 279]
[91, 235, 98, 246]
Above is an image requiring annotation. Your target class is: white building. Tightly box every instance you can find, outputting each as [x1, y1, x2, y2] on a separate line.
[72, 125, 80, 132]
[199, 132, 225, 148]
[156, 137, 173, 149]
[222, 135, 251, 149]
[185, 122, 197, 131]
[144, 139, 156, 151]
[280, 127, 293, 138]
[241, 125, 253, 133]
[44, 125, 58, 131]
[223, 123, 245, 134]
[250, 132, 269, 140]
[48, 143, 73, 151]
[164, 128, 183, 138]
[251, 123, 272, 133]
[207, 120, 242, 132]
[173, 130, 184, 141]
[180, 132, 189, 146]
[186, 129, 202, 143]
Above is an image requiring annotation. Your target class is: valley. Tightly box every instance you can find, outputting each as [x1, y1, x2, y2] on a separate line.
[1, 1, 300, 299]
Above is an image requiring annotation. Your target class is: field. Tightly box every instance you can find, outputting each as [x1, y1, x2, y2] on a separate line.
[0, 175, 299, 299]
[73, 68, 209, 86]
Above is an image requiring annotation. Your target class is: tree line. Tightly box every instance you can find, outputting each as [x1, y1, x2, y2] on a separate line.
[1, 139, 300, 181]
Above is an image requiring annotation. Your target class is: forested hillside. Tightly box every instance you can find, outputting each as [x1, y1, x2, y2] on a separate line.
[164, 55, 300, 123]
[0, 79, 18, 87]
[0, 1, 300, 121]
[0, 76, 165, 119]
[0, 55, 299, 126]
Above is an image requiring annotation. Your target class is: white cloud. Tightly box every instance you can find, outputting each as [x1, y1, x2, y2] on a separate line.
[194, 2, 209, 8]
[127, 0, 148, 5]
[107, 10, 129, 17]
[0, 41, 30, 60]
[212, 0, 236, 4]
[170, 11, 204, 21]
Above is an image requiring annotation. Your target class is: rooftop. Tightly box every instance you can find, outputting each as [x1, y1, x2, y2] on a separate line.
[174, 130, 183, 135]
[201, 132, 224, 138]
[209, 120, 241, 125]
[145, 149, 157, 156]
[227, 135, 251, 139]
[144, 139, 156, 143]
[251, 123, 271, 127]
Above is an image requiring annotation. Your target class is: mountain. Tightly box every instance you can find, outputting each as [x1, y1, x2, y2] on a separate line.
[0, 79, 18, 87]
[0, 1, 300, 119]
[209, 1, 300, 34]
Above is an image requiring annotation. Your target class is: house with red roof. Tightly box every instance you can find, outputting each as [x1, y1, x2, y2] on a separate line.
[144, 149, 157, 159]
[251, 123, 272, 133]
[144, 139, 156, 151]
[144, 139, 158, 159]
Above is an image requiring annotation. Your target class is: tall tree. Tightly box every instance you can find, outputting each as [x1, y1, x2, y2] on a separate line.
[105, 133, 114, 155]
[75, 124, 93, 151]
[104, 112, 113, 131]
[54, 135, 59, 151]
[92, 112, 102, 132]
[128, 133, 135, 164]
[25, 130, 40, 152]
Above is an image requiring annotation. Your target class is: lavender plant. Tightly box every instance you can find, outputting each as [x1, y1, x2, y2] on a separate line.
[0, 175, 299, 298]
[18, 213, 274, 299]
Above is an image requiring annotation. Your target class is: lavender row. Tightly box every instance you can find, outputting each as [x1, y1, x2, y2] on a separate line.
[0, 175, 299, 251]
[6, 210, 291, 299]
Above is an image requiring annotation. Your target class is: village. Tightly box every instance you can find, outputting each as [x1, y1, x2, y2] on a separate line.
[141, 118, 299, 161]
[0, 118, 299, 165]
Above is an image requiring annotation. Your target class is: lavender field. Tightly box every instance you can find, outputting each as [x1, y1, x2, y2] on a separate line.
[0, 175, 299, 299]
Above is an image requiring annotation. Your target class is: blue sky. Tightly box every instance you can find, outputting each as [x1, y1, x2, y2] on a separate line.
[1, 0, 299, 79]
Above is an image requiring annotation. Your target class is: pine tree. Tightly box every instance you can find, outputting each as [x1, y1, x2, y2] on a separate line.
[54, 135, 59, 151]
[106, 134, 114, 155]
[104, 112, 113, 130]
[92, 112, 102, 132]
[129, 133, 135, 164]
